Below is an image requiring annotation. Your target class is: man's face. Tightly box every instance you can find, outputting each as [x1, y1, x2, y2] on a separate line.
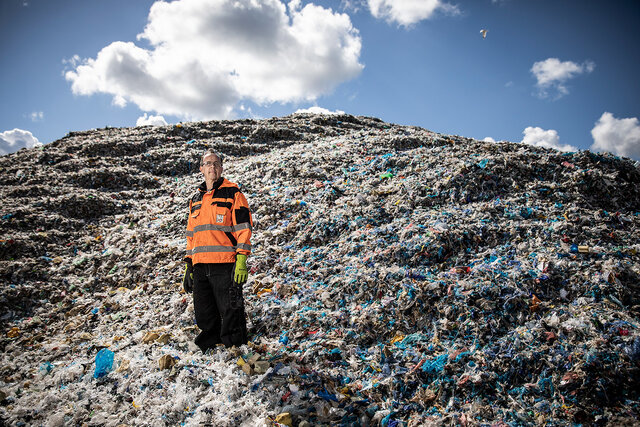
[200, 153, 223, 182]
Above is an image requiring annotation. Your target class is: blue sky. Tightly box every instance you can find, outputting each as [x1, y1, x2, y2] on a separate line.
[1, 0, 639, 159]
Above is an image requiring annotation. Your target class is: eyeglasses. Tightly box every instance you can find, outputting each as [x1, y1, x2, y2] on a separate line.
[202, 161, 221, 168]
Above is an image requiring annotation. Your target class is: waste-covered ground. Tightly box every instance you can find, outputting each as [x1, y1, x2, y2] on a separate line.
[1, 114, 639, 426]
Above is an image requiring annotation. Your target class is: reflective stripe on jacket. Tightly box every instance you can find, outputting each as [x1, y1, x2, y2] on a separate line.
[186, 178, 252, 265]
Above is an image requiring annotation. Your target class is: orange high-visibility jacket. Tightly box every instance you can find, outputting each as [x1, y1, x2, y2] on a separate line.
[186, 178, 252, 265]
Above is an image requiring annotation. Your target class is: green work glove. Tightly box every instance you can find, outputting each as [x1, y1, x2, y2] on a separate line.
[183, 259, 193, 293]
[234, 254, 248, 284]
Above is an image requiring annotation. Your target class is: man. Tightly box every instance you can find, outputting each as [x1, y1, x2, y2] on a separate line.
[183, 149, 253, 351]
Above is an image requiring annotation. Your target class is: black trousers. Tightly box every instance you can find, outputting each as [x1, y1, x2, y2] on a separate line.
[192, 263, 248, 351]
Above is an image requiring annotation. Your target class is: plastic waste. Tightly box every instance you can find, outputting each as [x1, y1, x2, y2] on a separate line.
[0, 114, 638, 426]
[94, 348, 114, 379]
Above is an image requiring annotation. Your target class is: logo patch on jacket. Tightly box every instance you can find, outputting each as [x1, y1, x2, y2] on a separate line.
[217, 214, 225, 223]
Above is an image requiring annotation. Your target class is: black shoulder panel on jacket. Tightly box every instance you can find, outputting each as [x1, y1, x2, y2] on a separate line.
[214, 186, 240, 200]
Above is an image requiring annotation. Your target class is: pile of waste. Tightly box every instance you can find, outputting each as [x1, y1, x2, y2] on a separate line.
[1, 114, 639, 426]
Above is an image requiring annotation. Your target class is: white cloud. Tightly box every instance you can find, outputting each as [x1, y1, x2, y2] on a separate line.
[112, 95, 128, 108]
[29, 111, 44, 121]
[521, 126, 577, 152]
[531, 58, 595, 99]
[367, 0, 459, 27]
[136, 113, 168, 126]
[340, 0, 362, 14]
[0, 129, 42, 156]
[62, 54, 82, 70]
[483, 137, 496, 143]
[590, 112, 640, 160]
[294, 106, 345, 115]
[238, 104, 262, 119]
[65, 0, 363, 121]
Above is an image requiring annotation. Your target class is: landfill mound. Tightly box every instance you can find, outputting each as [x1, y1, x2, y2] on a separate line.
[1, 114, 639, 426]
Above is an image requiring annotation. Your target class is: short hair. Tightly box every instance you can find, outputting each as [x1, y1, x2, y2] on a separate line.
[200, 149, 224, 166]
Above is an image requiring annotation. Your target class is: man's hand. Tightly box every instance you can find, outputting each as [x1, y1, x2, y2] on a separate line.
[183, 259, 193, 293]
[234, 254, 248, 284]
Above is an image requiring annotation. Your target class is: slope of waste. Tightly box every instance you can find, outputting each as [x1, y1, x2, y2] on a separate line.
[1, 114, 639, 426]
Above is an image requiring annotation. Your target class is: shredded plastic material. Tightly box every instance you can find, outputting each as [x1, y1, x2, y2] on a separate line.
[1, 114, 639, 426]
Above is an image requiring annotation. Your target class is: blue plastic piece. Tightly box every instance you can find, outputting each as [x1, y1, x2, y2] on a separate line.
[94, 348, 115, 379]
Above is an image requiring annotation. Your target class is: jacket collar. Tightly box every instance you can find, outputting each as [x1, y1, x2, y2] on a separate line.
[198, 177, 224, 193]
